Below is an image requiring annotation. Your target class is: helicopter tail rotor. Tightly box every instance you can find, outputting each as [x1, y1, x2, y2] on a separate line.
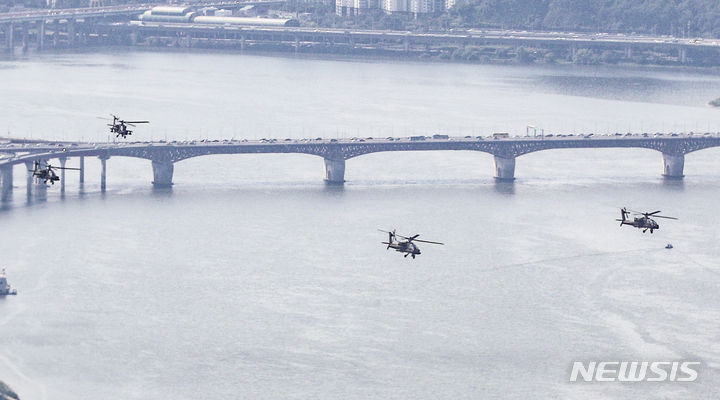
[618, 208, 625, 225]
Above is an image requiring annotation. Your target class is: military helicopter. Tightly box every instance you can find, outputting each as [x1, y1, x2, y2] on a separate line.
[106, 115, 149, 139]
[379, 229, 444, 259]
[617, 207, 677, 233]
[29, 161, 80, 185]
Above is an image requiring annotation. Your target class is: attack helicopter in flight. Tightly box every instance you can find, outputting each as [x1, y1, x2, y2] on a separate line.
[104, 115, 149, 139]
[29, 161, 80, 185]
[617, 208, 677, 233]
[379, 229, 444, 259]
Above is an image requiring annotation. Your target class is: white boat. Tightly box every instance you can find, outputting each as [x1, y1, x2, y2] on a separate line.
[0, 269, 17, 296]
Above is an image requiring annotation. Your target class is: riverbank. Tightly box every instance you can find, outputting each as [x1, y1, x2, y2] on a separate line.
[4, 43, 720, 78]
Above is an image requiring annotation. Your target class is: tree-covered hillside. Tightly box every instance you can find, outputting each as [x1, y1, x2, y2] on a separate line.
[451, 0, 720, 38]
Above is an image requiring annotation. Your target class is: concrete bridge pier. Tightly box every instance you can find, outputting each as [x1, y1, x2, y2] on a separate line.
[67, 19, 75, 47]
[37, 20, 46, 50]
[625, 45, 633, 59]
[79, 156, 84, 187]
[52, 20, 59, 47]
[24, 161, 34, 198]
[1, 165, 12, 202]
[59, 157, 67, 194]
[6, 22, 14, 51]
[25, 160, 47, 199]
[99, 155, 109, 191]
[151, 160, 174, 187]
[21, 22, 28, 52]
[323, 158, 345, 184]
[662, 153, 684, 179]
[493, 156, 516, 181]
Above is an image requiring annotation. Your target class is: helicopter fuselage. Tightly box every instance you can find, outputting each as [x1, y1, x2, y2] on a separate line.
[110, 124, 132, 138]
[621, 217, 660, 232]
[384, 241, 421, 258]
[32, 169, 59, 184]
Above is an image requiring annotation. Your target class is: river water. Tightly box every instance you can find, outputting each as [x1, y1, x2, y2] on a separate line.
[1, 50, 720, 399]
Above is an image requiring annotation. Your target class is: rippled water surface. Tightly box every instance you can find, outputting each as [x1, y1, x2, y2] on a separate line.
[1, 51, 720, 399]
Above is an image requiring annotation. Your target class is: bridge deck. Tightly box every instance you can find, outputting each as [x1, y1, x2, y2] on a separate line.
[1, 133, 719, 166]
[1, 134, 718, 189]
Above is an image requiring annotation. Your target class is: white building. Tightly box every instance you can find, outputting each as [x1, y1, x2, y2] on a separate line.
[409, 0, 434, 14]
[382, 0, 435, 14]
[382, 0, 408, 12]
[337, 0, 440, 15]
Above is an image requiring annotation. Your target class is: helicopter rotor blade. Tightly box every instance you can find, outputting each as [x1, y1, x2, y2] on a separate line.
[653, 215, 678, 220]
[125, 121, 149, 124]
[646, 210, 662, 216]
[412, 239, 444, 245]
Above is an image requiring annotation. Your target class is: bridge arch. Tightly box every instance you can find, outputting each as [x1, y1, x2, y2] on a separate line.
[340, 149, 499, 183]
[518, 147, 662, 181]
[171, 153, 327, 186]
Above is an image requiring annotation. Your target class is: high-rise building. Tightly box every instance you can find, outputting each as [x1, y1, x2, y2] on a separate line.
[335, 0, 354, 16]
[382, 0, 408, 13]
[336, 0, 380, 15]
[337, 0, 438, 15]
[409, 0, 433, 14]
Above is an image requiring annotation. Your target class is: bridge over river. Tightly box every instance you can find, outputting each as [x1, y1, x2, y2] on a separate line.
[1, 133, 719, 199]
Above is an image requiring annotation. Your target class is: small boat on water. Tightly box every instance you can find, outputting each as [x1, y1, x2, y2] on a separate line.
[665, 243, 674, 249]
[0, 269, 17, 296]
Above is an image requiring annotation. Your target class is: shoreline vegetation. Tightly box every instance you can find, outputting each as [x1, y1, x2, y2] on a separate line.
[293, 1, 720, 40]
[4, 41, 720, 74]
[0, 381, 19, 400]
